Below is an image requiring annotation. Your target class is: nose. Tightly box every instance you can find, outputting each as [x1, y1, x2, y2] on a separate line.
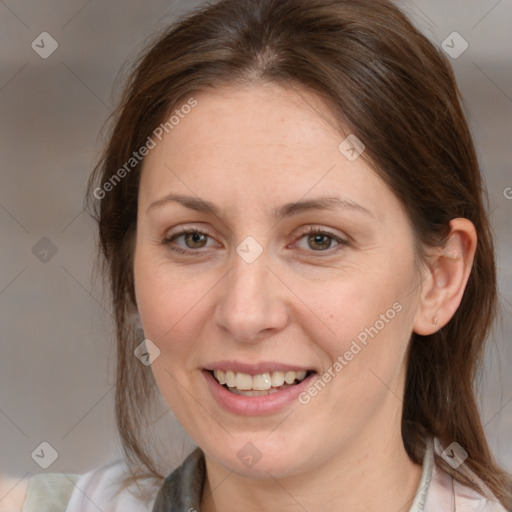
[213, 251, 289, 344]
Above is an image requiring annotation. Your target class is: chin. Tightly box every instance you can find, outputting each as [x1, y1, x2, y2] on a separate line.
[202, 435, 314, 479]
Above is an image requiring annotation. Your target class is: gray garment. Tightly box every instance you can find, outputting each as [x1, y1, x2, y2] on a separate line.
[152, 448, 206, 512]
[151, 439, 433, 512]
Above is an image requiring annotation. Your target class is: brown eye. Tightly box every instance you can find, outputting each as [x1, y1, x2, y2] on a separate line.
[293, 227, 349, 255]
[183, 231, 208, 248]
[162, 228, 216, 254]
[307, 232, 334, 251]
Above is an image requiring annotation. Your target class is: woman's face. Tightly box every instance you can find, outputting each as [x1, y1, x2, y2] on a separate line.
[134, 83, 424, 478]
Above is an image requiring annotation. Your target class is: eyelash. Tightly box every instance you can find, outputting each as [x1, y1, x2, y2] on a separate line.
[162, 226, 349, 257]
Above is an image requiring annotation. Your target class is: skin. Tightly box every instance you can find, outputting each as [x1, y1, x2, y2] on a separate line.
[133, 82, 476, 512]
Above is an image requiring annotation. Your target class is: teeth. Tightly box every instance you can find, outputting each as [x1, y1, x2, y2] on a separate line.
[212, 369, 308, 392]
[225, 370, 236, 388]
[252, 373, 272, 390]
[284, 371, 297, 384]
[235, 372, 252, 390]
[271, 371, 285, 387]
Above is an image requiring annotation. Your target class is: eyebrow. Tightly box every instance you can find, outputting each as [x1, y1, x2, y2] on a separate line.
[146, 193, 373, 219]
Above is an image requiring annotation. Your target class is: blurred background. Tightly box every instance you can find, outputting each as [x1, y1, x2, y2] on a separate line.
[1, 0, 511, 483]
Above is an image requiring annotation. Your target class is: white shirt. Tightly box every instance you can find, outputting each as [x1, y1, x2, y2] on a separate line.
[19, 437, 507, 511]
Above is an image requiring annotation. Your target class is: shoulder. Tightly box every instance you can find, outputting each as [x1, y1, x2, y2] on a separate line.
[65, 458, 162, 512]
[424, 439, 508, 512]
[0, 474, 27, 512]
[0, 472, 80, 512]
[0, 459, 161, 512]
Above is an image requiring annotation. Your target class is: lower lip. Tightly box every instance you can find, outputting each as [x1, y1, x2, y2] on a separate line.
[202, 370, 315, 416]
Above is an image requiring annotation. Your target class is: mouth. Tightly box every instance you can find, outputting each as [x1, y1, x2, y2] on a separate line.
[202, 364, 317, 415]
[209, 369, 313, 397]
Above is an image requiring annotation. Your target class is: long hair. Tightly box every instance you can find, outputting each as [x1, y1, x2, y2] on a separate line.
[86, 0, 512, 507]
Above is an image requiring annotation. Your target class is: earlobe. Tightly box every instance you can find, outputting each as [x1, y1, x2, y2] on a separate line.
[128, 304, 143, 331]
[413, 218, 477, 335]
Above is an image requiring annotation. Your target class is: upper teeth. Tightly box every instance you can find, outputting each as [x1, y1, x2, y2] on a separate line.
[213, 370, 308, 391]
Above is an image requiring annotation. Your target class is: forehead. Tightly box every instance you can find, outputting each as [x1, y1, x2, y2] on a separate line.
[145, 84, 342, 170]
[138, 83, 401, 222]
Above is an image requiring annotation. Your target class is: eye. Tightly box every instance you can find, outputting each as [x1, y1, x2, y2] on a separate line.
[162, 227, 218, 254]
[162, 226, 348, 256]
[294, 227, 348, 253]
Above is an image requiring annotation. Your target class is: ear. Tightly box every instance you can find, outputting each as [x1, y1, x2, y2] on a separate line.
[413, 218, 477, 335]
[128, 303, 144, 332]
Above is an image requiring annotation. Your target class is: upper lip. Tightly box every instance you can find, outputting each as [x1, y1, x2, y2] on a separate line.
[204, 361, 314, 375]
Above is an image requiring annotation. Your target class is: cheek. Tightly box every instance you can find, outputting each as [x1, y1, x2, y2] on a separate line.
[133, 250, 214, 415]
[296, 258, 416, 401]
[300, 265, 411, 347]
[133, 247, 212, 361]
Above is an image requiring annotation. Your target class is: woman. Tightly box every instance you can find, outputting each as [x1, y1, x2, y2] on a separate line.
[4, 0, 511, 510]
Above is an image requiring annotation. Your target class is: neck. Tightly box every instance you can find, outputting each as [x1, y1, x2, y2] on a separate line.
[200, 424, 423, 512]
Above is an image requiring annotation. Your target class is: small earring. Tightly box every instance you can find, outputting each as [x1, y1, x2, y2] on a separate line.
[433, 315, 438, 326]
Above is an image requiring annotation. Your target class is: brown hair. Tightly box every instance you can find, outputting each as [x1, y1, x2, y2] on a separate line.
[87, 0, 512, 506]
